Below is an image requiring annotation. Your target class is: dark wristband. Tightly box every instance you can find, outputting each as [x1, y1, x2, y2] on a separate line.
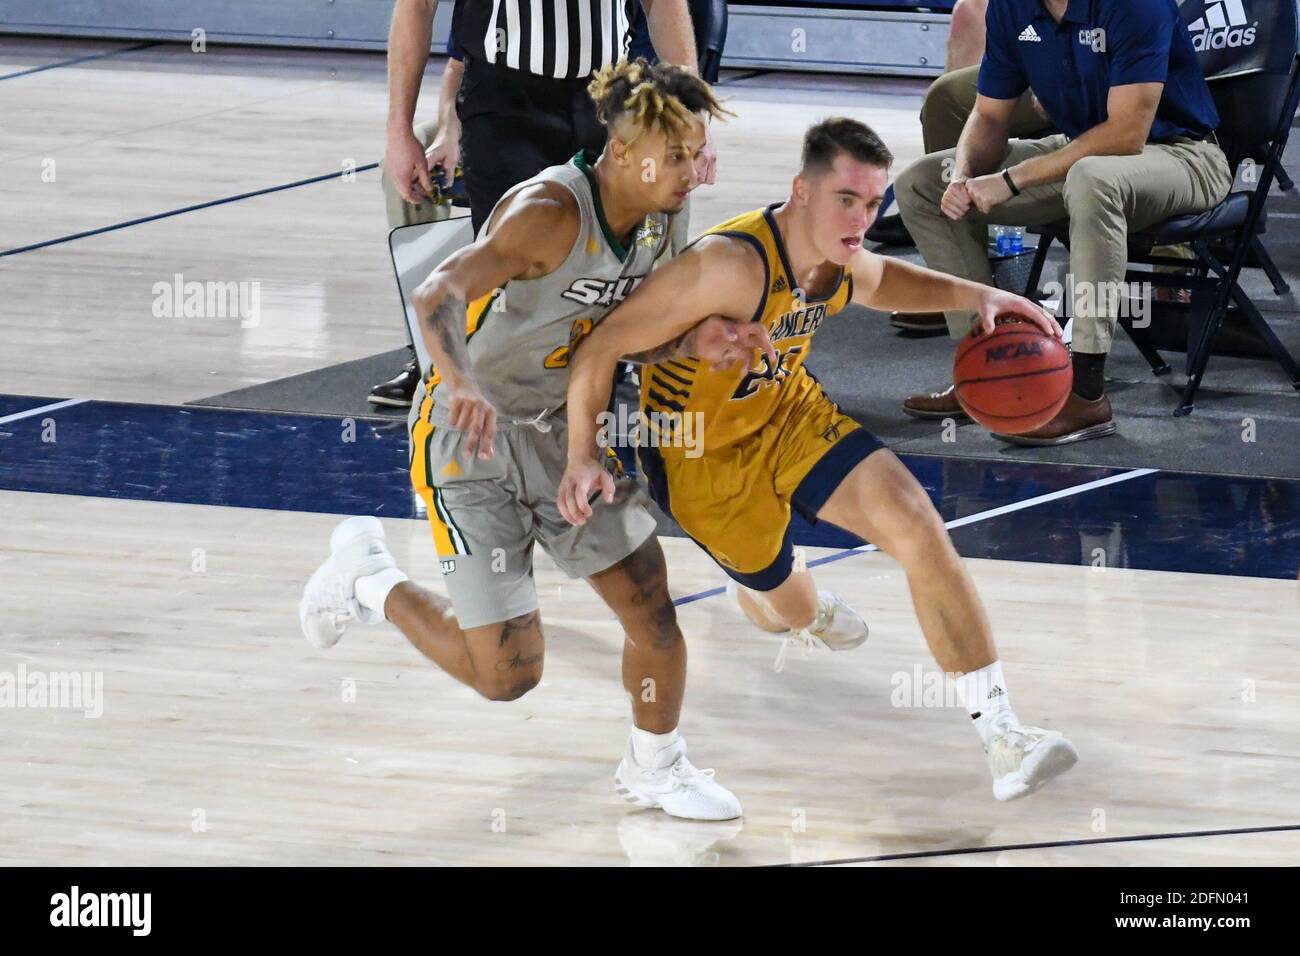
[1002, 168, 1022, 197]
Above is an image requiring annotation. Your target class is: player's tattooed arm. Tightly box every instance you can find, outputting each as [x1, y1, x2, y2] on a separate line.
[421, 292, 474, 381]
[410, 187, 579, 459]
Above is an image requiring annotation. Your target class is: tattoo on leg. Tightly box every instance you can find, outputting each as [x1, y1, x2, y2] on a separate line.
[496, 650, 543, 672]
[613, 541, 681, 651]
[498, 611, 540, 648]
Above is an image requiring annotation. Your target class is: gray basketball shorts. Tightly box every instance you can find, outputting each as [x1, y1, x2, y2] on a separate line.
[409, 404, 658, 630]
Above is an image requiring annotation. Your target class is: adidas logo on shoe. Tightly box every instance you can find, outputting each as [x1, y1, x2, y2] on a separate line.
[1019, 25, 1042, 42]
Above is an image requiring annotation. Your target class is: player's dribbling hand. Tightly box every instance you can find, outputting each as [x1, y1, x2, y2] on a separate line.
[558, 458, 616, 527]
[977, 290, 1063, 339]
[442, 380, 498, 460]
[688, 316, 778, 372]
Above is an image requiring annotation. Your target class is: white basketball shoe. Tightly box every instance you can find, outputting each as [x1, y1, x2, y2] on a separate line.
[985, 722, 1079, 801]
[726, 582, 870, 671]
[299, 516, 397, 648]
[614, 737, 743, 821]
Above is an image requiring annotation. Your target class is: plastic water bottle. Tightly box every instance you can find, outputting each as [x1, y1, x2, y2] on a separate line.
[994, 226, 1010, 256]
[1009, 226, 1025, 256]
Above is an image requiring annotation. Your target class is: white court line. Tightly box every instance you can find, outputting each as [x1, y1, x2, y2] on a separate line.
[673, 466, 1159, 605]
[0, 398, 86, 426]
[809, 466, 1160, 567]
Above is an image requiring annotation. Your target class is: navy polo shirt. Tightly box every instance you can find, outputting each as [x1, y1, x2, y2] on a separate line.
[978, 0, 1219, 142]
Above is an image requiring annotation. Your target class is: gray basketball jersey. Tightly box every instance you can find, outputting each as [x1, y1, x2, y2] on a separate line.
[427, 151, 688, 423]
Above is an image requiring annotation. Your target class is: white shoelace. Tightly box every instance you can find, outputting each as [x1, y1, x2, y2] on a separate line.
[772, 598, 833, 672]
[668, 756, 717, 788]
[773, 628, 822, 673]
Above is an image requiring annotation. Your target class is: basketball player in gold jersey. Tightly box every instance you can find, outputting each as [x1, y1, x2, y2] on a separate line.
[558, 117, 1079, 801]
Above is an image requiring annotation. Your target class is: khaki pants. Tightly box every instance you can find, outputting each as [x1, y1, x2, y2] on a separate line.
[381, 119, 454, 229]
[919, 65, 1198, 282]
[895, 133, 1233, 354]
[921, 65, 1052, 153]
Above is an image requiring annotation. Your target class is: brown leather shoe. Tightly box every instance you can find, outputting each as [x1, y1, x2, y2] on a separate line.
[890, 311, 949, 335]
[903, 384, 969, 420]
[992, 392, 1117, 446]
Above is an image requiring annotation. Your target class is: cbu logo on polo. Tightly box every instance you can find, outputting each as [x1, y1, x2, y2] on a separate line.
[1188, 0, 1258, 51]
[1078, 27, 1106, 53]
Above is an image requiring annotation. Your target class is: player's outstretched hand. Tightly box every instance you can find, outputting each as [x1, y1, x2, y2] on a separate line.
[443, 380, 498, 460]
[558, 457, 616, 527]
[690, 316, 778, 372]
[977, 290, 1063, 338]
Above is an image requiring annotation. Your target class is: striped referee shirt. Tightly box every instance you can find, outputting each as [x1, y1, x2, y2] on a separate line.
[458, 0, 636, 79]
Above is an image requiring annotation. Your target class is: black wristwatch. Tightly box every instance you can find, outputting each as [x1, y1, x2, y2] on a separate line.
[1002, 168, 1022, 197]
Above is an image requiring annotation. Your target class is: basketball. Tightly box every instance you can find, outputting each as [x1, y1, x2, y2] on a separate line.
[952, 316, 1073, 434]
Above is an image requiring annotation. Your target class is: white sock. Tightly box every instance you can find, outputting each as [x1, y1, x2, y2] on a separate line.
[954, 661, 1017, 746]
[630, 725, 680, 769]
[355, 568, 409, 620]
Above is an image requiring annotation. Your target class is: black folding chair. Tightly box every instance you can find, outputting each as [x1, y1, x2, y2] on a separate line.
[1022, 0, 1300, 415]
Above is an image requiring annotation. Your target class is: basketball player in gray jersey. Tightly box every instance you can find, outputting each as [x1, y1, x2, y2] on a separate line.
[299, 61, 770, 820]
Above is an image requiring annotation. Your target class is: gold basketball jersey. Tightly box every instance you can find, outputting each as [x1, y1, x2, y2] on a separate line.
[640, 204, 854, 451]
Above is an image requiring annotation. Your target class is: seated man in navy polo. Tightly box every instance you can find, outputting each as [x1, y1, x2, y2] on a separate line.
[895, 0, 1233, 445]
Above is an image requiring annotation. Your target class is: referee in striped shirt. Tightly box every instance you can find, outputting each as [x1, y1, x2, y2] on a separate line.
[386, 0, 712, 232]
[373, 0, 711, 407]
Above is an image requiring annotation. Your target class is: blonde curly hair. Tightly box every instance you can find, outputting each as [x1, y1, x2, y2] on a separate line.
[587, 58, 732, 145]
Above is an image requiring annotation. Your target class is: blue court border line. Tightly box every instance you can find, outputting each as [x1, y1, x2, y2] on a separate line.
[786, 822, 1300, 866]
[667, 467, 1158, 609]
[0, 163, 381, 258]
[0, 40, 160, 81]
[5, 392, 1294, 580]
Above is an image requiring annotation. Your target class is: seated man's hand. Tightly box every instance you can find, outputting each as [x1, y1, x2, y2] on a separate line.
[976, 290, 1062, 339]
[965, 172, 1015, 214]
[557, 456, 615, 527]
[941, 177, 974, 220]
[687, 316, 777, 371]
